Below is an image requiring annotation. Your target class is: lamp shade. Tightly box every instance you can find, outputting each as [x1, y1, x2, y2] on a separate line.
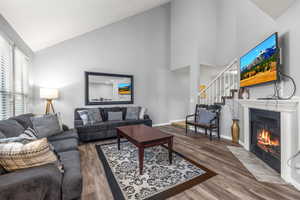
[40, 88, 59, 99]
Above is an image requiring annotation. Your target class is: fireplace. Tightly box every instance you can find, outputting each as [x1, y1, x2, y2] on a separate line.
[250, 108, 281, 173]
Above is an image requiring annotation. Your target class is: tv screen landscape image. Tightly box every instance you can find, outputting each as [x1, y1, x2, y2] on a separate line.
[240, 33, 279, 87]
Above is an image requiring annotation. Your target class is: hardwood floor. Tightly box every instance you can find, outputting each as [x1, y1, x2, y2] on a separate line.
[79, 125, 300, 200]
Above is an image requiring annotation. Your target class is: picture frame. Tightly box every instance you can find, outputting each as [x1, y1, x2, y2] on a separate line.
[85, 72, 134, 105]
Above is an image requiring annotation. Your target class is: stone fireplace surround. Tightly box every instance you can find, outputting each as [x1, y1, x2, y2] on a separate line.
[239, 99, 300, 190]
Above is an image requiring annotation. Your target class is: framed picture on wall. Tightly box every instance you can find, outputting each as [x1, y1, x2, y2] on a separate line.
[85, 72, 134, 105]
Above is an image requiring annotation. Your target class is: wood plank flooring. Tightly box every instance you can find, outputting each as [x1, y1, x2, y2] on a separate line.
[79, 125, 300, 200]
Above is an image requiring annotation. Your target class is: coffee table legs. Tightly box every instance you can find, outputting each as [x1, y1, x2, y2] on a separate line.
[117, 133, 173, 175]
[168, 138, 173, 165]
[138, 147, 144, 175]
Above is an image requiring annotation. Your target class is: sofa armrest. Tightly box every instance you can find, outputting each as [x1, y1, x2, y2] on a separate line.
[144, 114, 151, 120]
[62, 124, 69, 131]
[0, 164, 62, 200]
[74, 120, 84, 128]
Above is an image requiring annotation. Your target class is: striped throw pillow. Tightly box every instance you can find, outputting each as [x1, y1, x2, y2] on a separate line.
[0, 127, 37, 144]
[0, 138, 60, 172]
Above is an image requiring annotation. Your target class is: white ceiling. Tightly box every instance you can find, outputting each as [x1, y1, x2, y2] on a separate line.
[0, 0, 170, 51]
[250, 0, 296, 19]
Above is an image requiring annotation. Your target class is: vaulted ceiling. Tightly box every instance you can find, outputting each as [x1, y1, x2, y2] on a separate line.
[0, 0, 170, 51]
[0, 0, 296, 52]
[250, 0, 296, 19]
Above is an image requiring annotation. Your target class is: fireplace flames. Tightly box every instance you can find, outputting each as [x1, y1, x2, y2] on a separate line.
[257, 129, 279, 147]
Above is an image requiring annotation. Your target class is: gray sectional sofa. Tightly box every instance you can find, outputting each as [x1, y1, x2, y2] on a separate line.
[0, 113, 82, 200]
[75, 107, 152, 142]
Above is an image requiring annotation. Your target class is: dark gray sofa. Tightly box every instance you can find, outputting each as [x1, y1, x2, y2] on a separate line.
[75, 107, 152, 142]
[0, 113, 82, 200]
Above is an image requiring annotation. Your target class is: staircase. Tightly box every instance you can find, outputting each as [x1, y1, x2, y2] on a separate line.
[198, 59, 239, 106]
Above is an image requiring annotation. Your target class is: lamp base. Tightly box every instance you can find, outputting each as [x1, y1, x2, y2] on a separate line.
[45, 99, 55, 114]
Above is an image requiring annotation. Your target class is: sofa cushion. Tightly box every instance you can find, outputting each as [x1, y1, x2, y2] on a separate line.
[50, 138, 78, 153]
[0, 119, 25, 138]
[76, 122, 107, 133]
[48, 130, 79, 142]
[9, 113, 35, 129]
[108, 111, 123, 121]
[126, 107, 140, 120]
[31, 114, 63, 138]
[0, 138, 60, 172]
[59, 150, 82, 200]
[106, 120, 131, 129]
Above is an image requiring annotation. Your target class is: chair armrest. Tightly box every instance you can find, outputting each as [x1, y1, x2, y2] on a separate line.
[210, 116, 217, 123]
[0, 164, 62, 200]
[186, 114, 195, 121]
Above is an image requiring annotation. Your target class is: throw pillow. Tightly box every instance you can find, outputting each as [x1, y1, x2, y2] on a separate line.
[88, 108, 102, 123]
[0, 120, 25, 138]
[196, 108, 216, 124]
[77, 109, 102, 125]
[0, 138, 61, 172]
[126, 107, 140, 120]
[31, 114, 63, 138]
[0, 127, 37, 144]
[139, 107, 147, 120]
[77, 110, 89, 125]
[108, 111, 123, 121]
[9, 113, 35, 129]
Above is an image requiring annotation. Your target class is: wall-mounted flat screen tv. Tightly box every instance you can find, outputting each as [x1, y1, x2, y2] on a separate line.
[240, 33, 279, 87]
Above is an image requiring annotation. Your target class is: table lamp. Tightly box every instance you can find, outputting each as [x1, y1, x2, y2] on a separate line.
[40, 88, 59, 114]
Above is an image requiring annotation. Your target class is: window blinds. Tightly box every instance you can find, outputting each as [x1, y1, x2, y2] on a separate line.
[0, 35, 13, 120]
[0, 34, 29, 120]
[14, 48, 29, 116]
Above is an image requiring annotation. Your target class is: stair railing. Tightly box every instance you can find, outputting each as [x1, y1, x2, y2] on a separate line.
[198, 59, 238, 105]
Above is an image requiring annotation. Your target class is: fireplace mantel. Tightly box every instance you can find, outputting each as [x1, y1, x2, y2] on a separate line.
[239, 99, 299, 112]
[239, 98, 300, 190]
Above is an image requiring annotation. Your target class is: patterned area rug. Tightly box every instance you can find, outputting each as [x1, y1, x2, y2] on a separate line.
[96, 141, 216, 200]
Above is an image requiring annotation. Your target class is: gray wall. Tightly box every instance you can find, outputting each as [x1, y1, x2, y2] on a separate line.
[31, 4, 190, 127]
[215, 0, 300, 142]
[216, 0, 237, 66]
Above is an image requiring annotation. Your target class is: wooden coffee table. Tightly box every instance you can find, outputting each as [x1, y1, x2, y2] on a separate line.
[116, 125, 173, 175]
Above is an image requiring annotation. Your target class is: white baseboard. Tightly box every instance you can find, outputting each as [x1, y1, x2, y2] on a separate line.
[220, 135, 232, 141]
[169, 119, 185, 123]
[153, 119, 185, 127]
[153, 122, 171, 127]
[291, 179, 300, 191]
[154, 121, 245, 146]
[220, 134, 245, 146]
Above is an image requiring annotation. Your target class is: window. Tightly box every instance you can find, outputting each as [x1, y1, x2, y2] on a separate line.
[14, 48, 29, 116]
[0, 34, 29, 120]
